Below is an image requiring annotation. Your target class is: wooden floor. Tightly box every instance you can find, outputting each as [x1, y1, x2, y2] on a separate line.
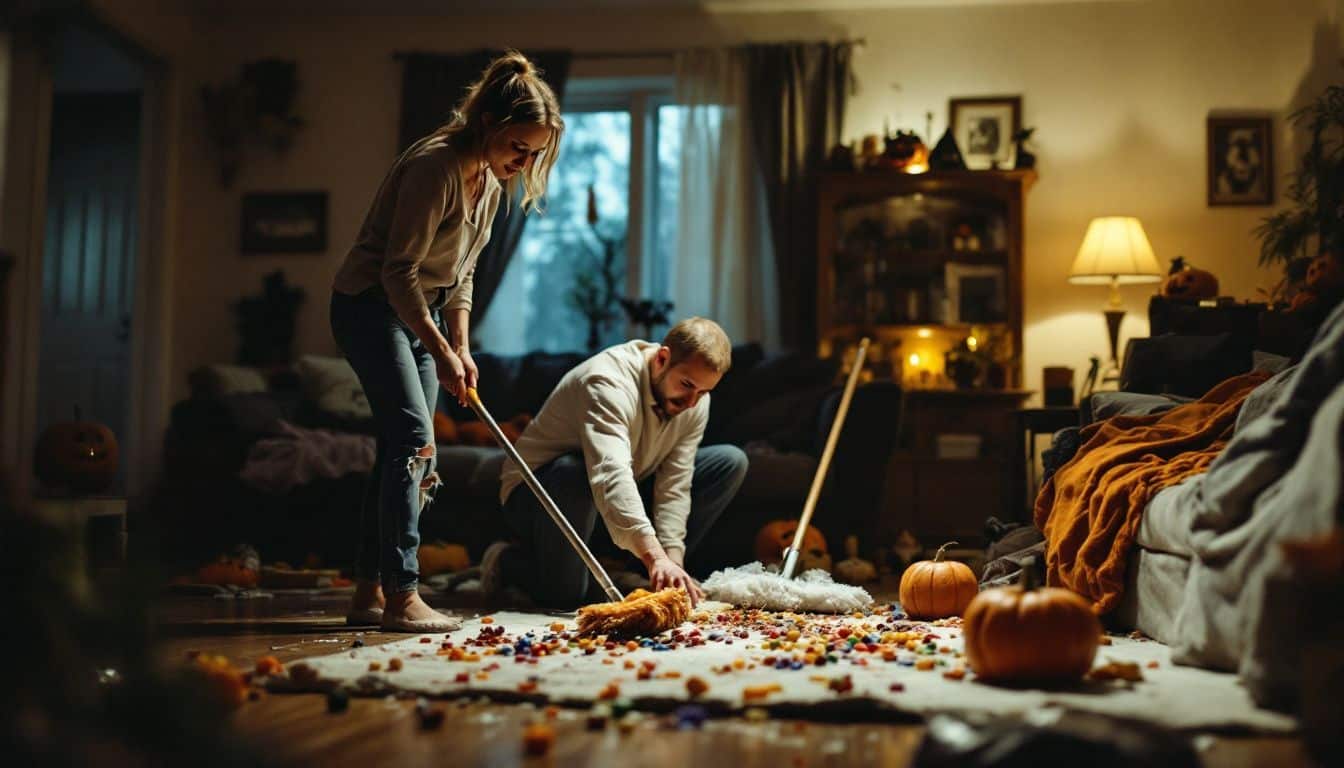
[156, 591, 1317, 768]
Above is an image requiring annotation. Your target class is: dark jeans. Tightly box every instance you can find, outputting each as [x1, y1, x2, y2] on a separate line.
[501, 445, 748, 608]
[329, 288, 446, 593]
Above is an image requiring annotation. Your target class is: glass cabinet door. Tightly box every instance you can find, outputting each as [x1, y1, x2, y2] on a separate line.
[832, 192, 1010, 329]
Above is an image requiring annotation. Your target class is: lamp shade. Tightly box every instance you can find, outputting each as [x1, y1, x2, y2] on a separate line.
[1067, 217, 1163, 285]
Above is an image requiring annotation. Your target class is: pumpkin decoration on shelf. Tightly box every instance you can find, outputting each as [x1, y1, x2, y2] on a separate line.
[754, 520, 831, 573]
[34, 406, 120, 494]
[962, 565, 1101, 684]
[898, 541, 978, 619]
[1160, 256, 1220, 300]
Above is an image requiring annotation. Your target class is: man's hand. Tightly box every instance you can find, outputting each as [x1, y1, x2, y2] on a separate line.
[647, 556, 704, 606]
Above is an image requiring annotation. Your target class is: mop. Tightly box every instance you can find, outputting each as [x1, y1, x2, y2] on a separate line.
[466, 388, 690, 637]
[702, 338, 875, 613]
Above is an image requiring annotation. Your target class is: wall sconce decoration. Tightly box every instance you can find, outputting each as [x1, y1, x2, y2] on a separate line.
[201, 59, 306, 186]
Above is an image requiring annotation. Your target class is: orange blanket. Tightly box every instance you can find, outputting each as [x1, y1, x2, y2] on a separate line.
[1034, 372, 1270, 613]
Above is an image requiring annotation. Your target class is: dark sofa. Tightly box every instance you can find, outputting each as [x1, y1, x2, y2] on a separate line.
[151, 343, 899, 578]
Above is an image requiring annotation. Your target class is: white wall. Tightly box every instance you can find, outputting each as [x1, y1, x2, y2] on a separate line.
[96, 0, 1339, 406]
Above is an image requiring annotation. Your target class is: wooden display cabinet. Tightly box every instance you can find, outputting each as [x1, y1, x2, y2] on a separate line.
[816, 169, 1037, 548]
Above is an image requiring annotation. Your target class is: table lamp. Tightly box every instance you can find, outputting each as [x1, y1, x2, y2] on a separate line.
[1067, 217, 1163, 383]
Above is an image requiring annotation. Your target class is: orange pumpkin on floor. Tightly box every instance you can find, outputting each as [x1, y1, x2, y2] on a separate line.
[754, 520, 831, 572]
[963, 568, 1101, 684]
[898, 541, 977, 619]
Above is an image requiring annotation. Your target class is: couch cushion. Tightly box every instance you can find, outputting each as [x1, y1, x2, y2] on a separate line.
[188, 364, 269, 398]
[295, 355, 372, 421]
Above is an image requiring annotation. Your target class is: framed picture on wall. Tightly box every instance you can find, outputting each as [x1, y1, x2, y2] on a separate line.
[945, 262, 1007, 324]
[949, 96, 1021, 170]
[1207, 116, 1274, 206]
[240, 191, 328, 253]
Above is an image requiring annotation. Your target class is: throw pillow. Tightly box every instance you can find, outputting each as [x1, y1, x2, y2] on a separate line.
[294, 355, 372, 422]
[188, 364, 268, 398]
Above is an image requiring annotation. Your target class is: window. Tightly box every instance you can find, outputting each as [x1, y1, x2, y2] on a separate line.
[475, 78, 682, 354]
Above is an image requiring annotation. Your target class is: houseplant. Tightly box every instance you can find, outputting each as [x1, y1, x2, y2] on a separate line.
[1255, 84, 1344, 306]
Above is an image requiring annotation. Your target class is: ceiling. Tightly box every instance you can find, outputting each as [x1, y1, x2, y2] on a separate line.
[181, 0, 1114, 16]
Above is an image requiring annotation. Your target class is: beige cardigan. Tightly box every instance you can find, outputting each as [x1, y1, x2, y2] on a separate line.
[333, 134, 501, 322]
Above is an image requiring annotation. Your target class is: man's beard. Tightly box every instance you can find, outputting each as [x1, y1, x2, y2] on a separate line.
[650, 368, 675, 420]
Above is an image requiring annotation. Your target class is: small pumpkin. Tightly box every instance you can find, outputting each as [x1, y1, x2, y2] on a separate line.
[432, 411, 458, 444]
[1161, 256, 1219, 300]
[963, 566, 1101, 684]
[898, 541, 978, 619]
[418, 541, 471, 576]
[754, 520, 831, 572]
[34, 406, 119, 494]
[197, 556, 259, 588]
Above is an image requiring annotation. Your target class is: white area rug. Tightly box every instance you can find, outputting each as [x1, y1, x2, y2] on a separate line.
[273, 605, 1295, 734]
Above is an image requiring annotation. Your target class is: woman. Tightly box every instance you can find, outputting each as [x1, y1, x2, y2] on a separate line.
[331, 52, 563, 632]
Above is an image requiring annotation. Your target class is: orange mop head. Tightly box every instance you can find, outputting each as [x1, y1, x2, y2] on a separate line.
[576, 587, 692, 638]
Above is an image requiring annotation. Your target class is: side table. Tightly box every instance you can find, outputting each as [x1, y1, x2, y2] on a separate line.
[32, 495, 127, 597]
[1012, 407, 1081, 521]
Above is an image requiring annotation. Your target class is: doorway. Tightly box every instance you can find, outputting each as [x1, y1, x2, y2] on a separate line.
[35, 24, 146, 495]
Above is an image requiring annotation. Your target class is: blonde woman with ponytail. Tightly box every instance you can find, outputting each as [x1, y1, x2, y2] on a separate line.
[331, 51, 563, 631]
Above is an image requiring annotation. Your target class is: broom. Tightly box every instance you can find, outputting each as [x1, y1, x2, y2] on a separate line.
[782, 337, 870, 579]
[700, 338, 874, 613]
[465, 388, 690, 637]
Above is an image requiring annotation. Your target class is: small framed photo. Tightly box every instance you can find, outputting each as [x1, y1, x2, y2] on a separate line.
[1207, 116, 1274, 206]
[945, 262, 1007, 324]
[241, 192, 328, 253]
[949, 96, 1021, 171]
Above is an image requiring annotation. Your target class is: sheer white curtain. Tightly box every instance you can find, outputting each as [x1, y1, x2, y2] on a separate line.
[672, 49, 780, 351]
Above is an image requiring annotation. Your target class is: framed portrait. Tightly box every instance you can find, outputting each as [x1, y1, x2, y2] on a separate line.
[945, 262, 1006, 324]
[241, 192, 328, 253]
[1207, 116, 1274, 206]
[949, 96, 1021, 171]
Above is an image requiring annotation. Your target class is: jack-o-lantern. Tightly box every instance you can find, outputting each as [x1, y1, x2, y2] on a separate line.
[755, 520, 831, 572]
[34, 407, 119, 494]
[962, 567, 1101, 684]
[1161, 257, 1219, 300]
[1306, 251, 1344, 297]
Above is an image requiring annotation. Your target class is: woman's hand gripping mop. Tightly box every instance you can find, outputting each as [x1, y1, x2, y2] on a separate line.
[700, 339, 875, 613]
[465, 389, 692, 637]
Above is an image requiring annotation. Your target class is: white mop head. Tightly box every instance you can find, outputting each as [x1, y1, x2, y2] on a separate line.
[702, 561, 873, 613]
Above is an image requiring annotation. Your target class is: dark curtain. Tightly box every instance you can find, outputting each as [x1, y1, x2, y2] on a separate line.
[397, 50, 572, 322]
[742, 42, 854, 351]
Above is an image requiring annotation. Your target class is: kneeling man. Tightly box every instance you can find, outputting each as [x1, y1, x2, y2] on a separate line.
[495, 317, 747, 608]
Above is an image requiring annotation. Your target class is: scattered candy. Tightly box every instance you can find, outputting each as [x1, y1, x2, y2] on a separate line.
[685, 676, 709, 698]
[675, 704, 708, 729]
[254, 656, 283, 677]
[415, 698, 445, 729]
[1089, 661, 1145, 682]
[522, 723, 555, 756]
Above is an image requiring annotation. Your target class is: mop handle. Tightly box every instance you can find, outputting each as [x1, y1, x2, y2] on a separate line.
[466, 388, 624, 603]
[785, 338, 869, 572]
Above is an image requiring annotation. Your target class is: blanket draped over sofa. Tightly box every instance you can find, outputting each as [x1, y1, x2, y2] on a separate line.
[1035, 370, 1271, 613]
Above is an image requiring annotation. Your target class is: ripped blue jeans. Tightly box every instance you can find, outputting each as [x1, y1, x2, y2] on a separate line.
[330, 288, 445, 593]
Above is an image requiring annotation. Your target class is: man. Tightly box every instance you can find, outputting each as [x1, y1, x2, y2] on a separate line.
[489, 317, 748, 608]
